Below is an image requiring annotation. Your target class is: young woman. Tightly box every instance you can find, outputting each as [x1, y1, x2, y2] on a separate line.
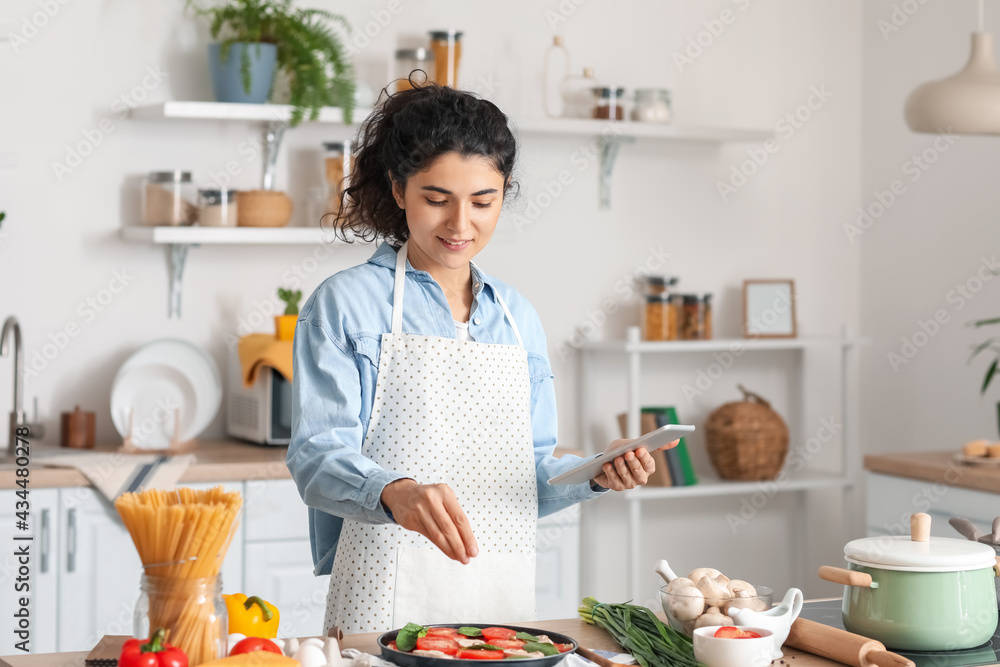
[288, 84, 674, 635]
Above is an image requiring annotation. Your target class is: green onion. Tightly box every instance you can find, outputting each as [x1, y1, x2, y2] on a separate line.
[578, 597, 703, 667]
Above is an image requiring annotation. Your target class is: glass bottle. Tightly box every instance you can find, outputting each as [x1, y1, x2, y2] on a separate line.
[134, 575, 227, 667]
[543, 35, 571, 118]
[559, 67, 598, 118]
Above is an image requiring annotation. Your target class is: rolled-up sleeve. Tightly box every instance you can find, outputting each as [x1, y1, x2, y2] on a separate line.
[287, 316, 407, 524]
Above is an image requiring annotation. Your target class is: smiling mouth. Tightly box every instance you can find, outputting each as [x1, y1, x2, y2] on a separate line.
[438, 237, 472, 250]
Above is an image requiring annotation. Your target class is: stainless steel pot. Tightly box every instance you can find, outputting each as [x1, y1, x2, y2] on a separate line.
[819, 513, 998, 651]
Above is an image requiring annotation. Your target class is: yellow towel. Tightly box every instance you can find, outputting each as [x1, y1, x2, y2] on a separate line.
[238, 333, 293, 388]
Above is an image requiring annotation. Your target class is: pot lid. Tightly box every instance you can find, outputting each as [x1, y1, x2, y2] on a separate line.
[845, 535, 997, 572]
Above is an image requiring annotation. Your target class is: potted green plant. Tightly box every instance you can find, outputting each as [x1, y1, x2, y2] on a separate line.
[275, 287, 302, 341]
[970, 314, 1000, 436]
[187, 0, 355, 125]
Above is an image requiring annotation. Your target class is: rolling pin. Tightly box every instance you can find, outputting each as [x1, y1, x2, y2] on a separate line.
[576, 647, 632, 667]
[786, 617, 914, 667]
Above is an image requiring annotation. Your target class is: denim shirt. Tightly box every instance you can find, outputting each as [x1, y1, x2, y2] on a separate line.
[288, 242, 606, 576]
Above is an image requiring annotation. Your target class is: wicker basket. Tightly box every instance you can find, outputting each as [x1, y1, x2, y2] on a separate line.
[704, 385, 789, 481]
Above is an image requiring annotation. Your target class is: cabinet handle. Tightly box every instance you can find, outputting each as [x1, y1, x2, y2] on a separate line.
[66, 508, 76, 573]
[40, 509, 50, 573]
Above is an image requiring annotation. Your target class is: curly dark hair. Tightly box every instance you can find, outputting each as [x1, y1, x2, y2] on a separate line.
[329, 82, 518, 244]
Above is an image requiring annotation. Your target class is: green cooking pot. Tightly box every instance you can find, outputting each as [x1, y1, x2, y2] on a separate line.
[819, 513, 999, 651]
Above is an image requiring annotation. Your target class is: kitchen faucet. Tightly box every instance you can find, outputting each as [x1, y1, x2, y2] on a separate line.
[1, 316, 42, 455]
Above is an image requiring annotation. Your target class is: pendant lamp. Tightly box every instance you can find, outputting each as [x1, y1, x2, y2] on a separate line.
[905, 0, 1000, 135]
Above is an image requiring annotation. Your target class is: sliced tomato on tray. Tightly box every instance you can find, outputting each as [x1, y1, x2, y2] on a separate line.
[456, 649, 506, 660]
[415, 636, 460, 655]
[713, 626, 761, 639]
[487, 639, 525, 650]
[553, 643, 574, 653]
[481, 628, 517, 642]
[388, 641, 398, 651]
[425, 627, 461, 637]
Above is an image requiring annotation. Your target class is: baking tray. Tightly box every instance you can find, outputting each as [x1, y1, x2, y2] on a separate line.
[377, 623, 578, 667]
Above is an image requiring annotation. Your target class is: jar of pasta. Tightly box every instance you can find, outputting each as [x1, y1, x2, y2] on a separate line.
[641, 276, 679, 341]
[681, 294, 713, 340]
[429, 30, 463, 87]
[134, 574, 227, 666]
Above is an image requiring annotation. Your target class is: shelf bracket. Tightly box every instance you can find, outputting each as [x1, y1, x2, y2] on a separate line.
[598, 135, 634, 209]
[262, 120, 289, 191]
[166, 243, 193, 318]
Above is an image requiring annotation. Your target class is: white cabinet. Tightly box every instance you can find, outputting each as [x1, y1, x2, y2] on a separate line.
[535, 507, 580, 621]
[866, 472, 999, 537]
[244, 541, 330, 638]
[0, 488, 59, 655]
[55, 482, 245, 653]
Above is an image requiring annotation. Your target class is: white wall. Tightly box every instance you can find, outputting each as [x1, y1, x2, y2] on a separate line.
[0, 0, 861, 607]
[860, 0, 1000, 461]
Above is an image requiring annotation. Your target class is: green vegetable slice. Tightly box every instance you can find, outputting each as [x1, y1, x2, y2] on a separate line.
[458, 627, 484, 637]
[514, 632, 538, 642]
[396, 622, 426, 652]
[522, 642, 558, 657]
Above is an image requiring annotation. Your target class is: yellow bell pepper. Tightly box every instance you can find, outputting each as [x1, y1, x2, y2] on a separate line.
[223, 594, 280, 638]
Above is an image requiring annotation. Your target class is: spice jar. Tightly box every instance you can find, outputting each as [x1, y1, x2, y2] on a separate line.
[60, 405, 95, 449]
[394, 47, 434, 91]
[592, 86, 626, 121]
[632, 88, 672, 123]
[429, 30, 463, 87]
[143, 171, 196, 226]
[197, 189, 237, 227]
[134, 574, 227, 666]
[322, 140, 352, 217]
[681, 294, 713, 340]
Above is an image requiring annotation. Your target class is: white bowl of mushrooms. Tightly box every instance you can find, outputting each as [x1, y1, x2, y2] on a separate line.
[655, 560, 773, 637]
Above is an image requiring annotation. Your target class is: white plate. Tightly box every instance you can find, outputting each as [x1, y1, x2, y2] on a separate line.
[110, 339, 222, 448]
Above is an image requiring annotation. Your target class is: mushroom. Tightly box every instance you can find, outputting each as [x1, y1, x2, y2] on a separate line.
[665, 576, 695, 594]
[725, 579, 759, 610]
[696, 574, 732, 608]
[688, 568, 729, 585]
[665, 582, 705, 621]
[695, 607, 733, 629]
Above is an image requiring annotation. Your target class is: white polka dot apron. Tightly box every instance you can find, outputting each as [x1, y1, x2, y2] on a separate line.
[323, 241, 539, 634]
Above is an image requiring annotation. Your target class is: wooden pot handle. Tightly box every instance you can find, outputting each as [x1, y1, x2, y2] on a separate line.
[911, 513, 931, 542]
[819, 565, 875, 588]
[862, 649, 916, 667]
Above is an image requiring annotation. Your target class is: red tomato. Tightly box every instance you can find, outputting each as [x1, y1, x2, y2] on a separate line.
[554, 643, 574, 653]
[229, 638, 282, 656]
[415, 637, 459, 655]
[425, 628, 460, 637]
[456, 650, 506, 660]
[713, 627, 761, 639]
[487, 639, 525, 650]
[480, 628, 516, 642]
[387, 641, 398, 651]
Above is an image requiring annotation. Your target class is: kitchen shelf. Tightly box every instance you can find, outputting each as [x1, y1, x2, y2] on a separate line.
[120, 225, 339, 245]
[515, 117, 771, 208]
[129, 100, 362, 124]
[578, 325, 863, 600]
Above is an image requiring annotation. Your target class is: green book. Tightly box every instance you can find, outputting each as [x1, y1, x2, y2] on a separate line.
[648, 406, 699, 486]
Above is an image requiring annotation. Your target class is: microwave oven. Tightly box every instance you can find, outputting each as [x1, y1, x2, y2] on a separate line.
[227, 347, 292, 445]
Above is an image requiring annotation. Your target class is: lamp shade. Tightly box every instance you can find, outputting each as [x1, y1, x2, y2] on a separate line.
[905, 32, 1000, 135]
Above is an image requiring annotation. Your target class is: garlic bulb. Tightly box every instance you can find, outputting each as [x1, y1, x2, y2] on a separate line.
[696, 574, 732, 608]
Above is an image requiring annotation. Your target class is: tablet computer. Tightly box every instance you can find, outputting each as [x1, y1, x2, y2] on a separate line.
[546, 424, 696, 486]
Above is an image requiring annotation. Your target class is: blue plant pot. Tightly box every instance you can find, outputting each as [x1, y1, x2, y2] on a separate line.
[208, 42, 277, 104]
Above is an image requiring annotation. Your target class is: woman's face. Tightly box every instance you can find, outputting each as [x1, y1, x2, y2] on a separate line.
[392, 151, 505, 273]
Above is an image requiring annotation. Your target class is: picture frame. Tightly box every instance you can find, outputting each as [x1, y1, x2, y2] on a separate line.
[742, 279, 797, 338]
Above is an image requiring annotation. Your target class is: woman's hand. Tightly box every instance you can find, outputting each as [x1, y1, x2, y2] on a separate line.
[380, 479, 479, 564]
[592, 439, 680, 491]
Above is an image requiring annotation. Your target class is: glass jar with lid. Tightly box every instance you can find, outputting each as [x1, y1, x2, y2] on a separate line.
[134, 574, 227, 666]
[394, 47, 433, 91]
[681, 294, 713, 340]
[143, 171, 197, 226]
[632, 88, 672, 123]
[592, 86, 626, 121]
[197, 189, 237, 227]
[429, 30, 463, 87]
[641, 276, 679, 341]
[560, 67, 599, 118]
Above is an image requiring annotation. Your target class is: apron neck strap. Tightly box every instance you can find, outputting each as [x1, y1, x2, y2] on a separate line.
[391, 241, 525, 347]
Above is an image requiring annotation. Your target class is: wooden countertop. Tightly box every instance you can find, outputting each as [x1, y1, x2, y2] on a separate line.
[0, 441, 585, 490]
[0, 615, 894, 667]
[864, 450, 1000, 494]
